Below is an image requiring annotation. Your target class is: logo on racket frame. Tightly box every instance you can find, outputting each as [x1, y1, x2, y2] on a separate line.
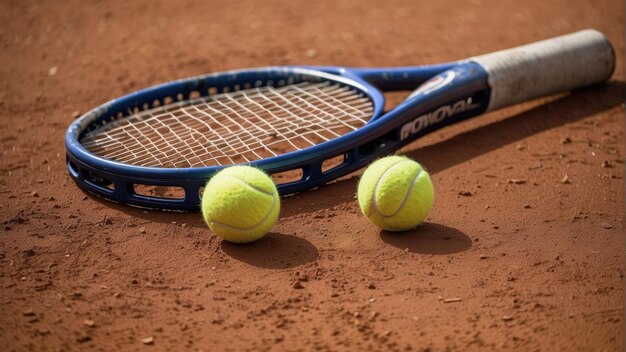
[408, 71, 456, 98]
[400, 97, 480, 141]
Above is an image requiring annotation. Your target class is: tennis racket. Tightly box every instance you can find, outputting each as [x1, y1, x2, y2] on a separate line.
[65, 29, 615, 210]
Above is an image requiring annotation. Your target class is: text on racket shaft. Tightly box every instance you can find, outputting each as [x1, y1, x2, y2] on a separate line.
[400, 97, 480, 141]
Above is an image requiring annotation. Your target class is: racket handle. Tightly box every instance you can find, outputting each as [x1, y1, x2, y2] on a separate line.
[471, 29, 615, 112]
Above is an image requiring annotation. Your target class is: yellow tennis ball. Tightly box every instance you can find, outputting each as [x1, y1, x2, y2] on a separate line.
[201, 166, 280, 243]
[357, 156, 434, 231]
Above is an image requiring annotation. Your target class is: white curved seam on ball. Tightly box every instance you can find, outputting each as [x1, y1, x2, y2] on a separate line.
[209, 191, 278, 232]
[221, 174, 274, 196]
[385, 167, 423, 218]
[379, 169, 424, 231]
[371, 159, 416, 218]
[373, 163, 424, 231]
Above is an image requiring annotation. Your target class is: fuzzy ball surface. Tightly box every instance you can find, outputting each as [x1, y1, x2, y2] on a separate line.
[201, 166, 280, 243]
[357, 156, 434, 231]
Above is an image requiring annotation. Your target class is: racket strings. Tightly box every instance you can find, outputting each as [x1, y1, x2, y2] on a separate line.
[80, 81, 373, 168]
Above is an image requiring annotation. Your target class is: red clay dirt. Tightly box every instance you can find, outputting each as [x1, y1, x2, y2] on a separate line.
[0, 0, 624, 351]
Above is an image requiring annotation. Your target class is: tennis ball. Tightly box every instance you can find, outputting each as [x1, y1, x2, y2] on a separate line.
[201, 165, 280, 243]
[357, 156, 434, 231]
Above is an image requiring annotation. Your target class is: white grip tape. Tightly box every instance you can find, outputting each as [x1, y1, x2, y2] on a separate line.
[471, 29, 615, 112]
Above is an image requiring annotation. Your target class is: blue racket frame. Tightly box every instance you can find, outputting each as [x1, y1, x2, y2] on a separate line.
[65, 62, 490, 210]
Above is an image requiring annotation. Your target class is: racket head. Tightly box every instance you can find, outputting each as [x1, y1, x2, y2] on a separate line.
[66, 63, 491, 210]
[65, 66, 394, 209]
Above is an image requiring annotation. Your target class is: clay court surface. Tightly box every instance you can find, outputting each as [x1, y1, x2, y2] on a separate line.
[0, 0, 624, 351]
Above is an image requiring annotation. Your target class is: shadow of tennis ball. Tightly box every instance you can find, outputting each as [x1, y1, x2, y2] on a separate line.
[379, 222, 472, 255]
[220, 233, 319, 269]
